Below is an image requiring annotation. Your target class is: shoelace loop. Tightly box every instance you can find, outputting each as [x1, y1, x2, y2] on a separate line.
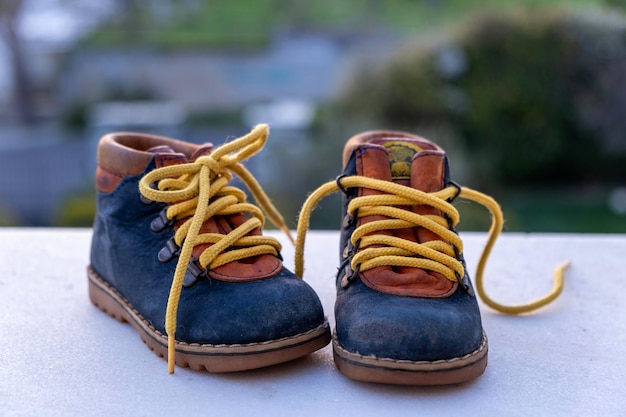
[138, 124, 294, 373]
[295, 176, 570, 316]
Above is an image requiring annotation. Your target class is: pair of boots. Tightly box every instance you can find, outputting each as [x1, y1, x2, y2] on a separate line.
[88, 124, 567, 385]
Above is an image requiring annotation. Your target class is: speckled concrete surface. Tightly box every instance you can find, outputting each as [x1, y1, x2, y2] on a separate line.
[1, 229, 624, 416]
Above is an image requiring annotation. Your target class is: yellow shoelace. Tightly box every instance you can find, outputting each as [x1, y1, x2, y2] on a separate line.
[295, 176, 570, 315]
[138, 124, 293, 373]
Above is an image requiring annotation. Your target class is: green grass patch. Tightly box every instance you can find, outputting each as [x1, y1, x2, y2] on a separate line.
[456, 188, 626, 233]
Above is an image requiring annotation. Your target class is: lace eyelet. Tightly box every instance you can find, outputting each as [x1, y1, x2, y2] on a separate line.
[157, 238, 180, 262]
[340, 264, 361, 289]
[446, 180, 462, 203]
[183, 259, 207, 288]
[336, 175, 350, 194]
[455, 271, 475, 297]
[140, 182, 160, 204]
[151, 209, 173, 232]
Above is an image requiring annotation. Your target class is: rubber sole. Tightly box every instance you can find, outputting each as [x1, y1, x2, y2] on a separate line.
[333, 332, 488, 385]
[88, 265, 331, 372]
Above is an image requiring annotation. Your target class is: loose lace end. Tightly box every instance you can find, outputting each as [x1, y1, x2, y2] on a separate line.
[479, 259, 570, 316]
[555, 259, 571, 280]
[168, 335, 175, 374]
[552, 259, 570, 298]
[295, 178, 570, 316]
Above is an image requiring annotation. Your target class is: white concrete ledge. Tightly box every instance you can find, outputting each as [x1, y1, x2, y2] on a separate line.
[1, 229, 624, 416]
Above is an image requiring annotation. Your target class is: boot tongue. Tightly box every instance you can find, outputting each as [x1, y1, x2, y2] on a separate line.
[370, 138, 446, 192]
[355, 138, 448, 233]
[355, 137, 447, 194]
[354, 138, 454, 298]
[148, 143, 278, 281]
[358, 138, 447, 221]
[146, 143, 235, 254]
[382, 140, 424, 182]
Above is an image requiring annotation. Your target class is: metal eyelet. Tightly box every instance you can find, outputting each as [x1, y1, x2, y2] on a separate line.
[140, 182, 159, 204]
[446, 180, 462, 203]
[150, 209, 173, 232]
[456, 270, 475, 297]
[157, 238, 180, 262]
[338, 238, 361, 288]
[336, 174, 350, 194]
[341, 213, 353, 230]
[340, 264, 361, 289]
[183, 259, 208, 288]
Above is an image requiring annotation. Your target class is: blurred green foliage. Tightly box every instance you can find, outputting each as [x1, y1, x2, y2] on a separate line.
[52, 0, 626, 233]
[55, 190, 96, 227]
[85, 0, 602, 49]
[606, 0, 626, 9]
[454, 187, 626, 232]
[86, 2, 274, 49]
[339, 6, 626, 188]
[0, 205, 20, 227]
[61, 85, 159, 130]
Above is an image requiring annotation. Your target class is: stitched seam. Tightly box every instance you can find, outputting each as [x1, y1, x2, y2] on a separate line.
[333, 332, 487, 366]
[90, 266, 321, 348]
[96, 163, 125, 193]
[98, 162, 124, 179]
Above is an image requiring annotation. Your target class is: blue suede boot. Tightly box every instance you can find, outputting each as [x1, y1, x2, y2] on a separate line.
[330, 131, 486, 384]
[295, 130, 568, 385]
[296, 130, 488, 385]
[88, 125, 330, 373]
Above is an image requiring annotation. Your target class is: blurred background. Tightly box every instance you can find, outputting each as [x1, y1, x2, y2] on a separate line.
[1, 0, 626, 232]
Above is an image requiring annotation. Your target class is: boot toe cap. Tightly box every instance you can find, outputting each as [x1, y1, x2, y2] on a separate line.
[335, 281, 484, 362]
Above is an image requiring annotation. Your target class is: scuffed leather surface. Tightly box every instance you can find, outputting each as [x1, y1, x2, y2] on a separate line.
[96, 132, 193, 193]
[90, 157, 325, 344]
[335, 278, 483, 361]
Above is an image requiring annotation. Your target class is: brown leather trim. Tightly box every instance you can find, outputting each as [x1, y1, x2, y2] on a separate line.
[185, 214, 283, 282]
[360, 271, 458, 298]
[209, 255, 283, 282]
[96, 132, 203, 193]
[96, 165, 125, 194]
[96, 131, 283, 282]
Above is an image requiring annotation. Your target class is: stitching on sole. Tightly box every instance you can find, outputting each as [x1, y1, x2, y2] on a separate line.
[88, 265, 330, 354]
[333, 331, 488, 370]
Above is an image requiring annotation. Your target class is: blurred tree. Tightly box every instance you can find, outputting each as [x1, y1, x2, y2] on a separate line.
[0, 0, 35, 124]
[338, 6, 626, 188]
[605, 0, 626, 9]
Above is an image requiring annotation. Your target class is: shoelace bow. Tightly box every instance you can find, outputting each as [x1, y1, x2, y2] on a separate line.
[295, 176, 570, 315]
[138, 124, 294, 374]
